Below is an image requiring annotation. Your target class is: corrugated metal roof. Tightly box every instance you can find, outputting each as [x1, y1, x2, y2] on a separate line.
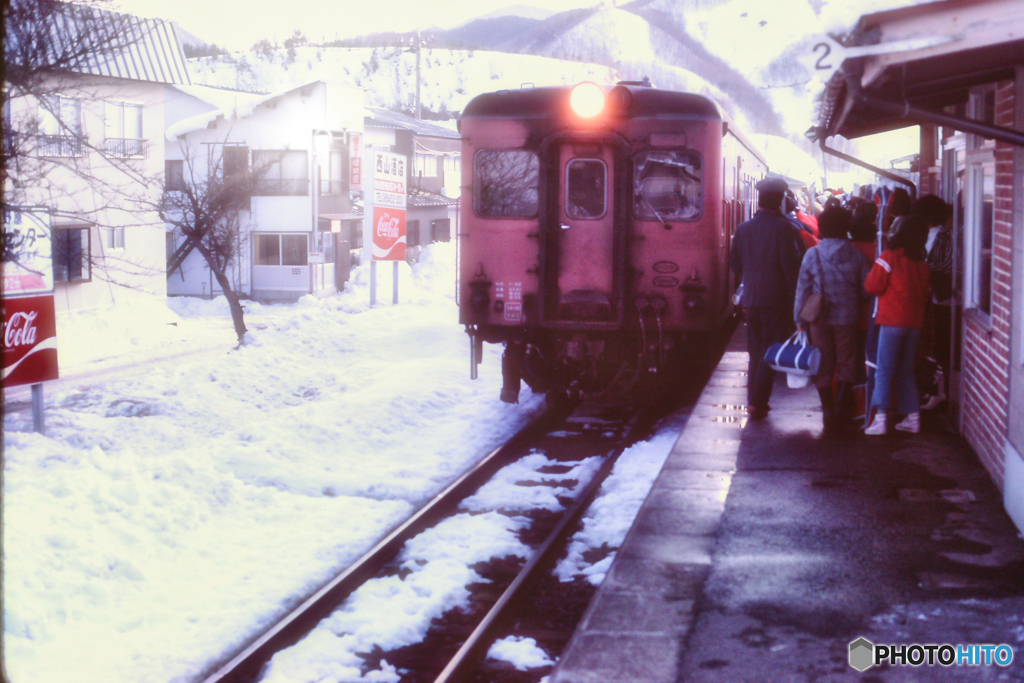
[13, 1, 191, 85]
[408, 188, 458, 208]
[365, 107, 460, 140]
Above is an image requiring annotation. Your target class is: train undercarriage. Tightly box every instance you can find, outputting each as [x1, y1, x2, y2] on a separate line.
[468, 324, 714, 404]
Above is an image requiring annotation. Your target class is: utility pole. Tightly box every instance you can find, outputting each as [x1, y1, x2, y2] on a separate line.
[404, 32, 430, 120]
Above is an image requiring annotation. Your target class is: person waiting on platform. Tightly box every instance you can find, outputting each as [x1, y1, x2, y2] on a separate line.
[729, 176, 804, 420]
[794, 206, 871, 433]
[863, 215, 932, 435]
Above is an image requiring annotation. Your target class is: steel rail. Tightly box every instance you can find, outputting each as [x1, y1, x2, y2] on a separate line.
[433, 405, 662, 683]
[199, 404, 572, 683]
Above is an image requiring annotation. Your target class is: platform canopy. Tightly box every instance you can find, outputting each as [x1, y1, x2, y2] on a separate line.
[809, 0, 1024, 146]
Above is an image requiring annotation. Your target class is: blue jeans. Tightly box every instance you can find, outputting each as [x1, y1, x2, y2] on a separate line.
[871, 325, 920, 414]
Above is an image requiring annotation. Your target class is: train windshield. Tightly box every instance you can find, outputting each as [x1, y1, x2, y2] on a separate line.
[634, 151, 702, 221]
[474, 150, 540, 218]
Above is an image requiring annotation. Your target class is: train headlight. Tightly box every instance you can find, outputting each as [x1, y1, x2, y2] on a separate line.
[570, 82, 605, 118]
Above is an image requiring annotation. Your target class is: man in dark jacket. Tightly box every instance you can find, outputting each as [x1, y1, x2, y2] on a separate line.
[729, 177, 804, 419]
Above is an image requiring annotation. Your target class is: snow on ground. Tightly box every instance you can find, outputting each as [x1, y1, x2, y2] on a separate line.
[2, 243, 686, 683]
[488, 635, 556, 671]
[554, 412, 686, 586]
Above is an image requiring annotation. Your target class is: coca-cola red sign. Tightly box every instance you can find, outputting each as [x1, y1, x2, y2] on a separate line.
[2, 294, 59, 388]
[371, 150, 407, 261]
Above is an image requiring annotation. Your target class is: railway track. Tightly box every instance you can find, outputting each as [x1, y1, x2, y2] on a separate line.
[199, 329, 730, 683]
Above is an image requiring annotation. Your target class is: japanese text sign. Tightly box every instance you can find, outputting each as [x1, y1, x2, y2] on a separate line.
[3, 208, 54, 296]
[371, 151, 407, 261]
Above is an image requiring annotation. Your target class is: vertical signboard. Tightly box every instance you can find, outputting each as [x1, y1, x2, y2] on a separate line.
[3, 208, 60, 432]
[349, 133, 363, 191]
[371, 150, 407, 261]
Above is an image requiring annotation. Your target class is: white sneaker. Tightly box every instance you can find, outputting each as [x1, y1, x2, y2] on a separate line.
[865, 411, 887, 435]
[895, 412, 921, 433]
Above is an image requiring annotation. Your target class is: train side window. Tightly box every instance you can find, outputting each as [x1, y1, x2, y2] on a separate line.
[565, 159, 607, 219]
[633, 151, 702, 221]
[474, 150, 540, 218]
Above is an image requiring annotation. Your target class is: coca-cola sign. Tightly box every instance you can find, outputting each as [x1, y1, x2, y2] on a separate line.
[371, 150, 407, 261]
[371, 207, 407, 261]
[2, 294, 59, 388]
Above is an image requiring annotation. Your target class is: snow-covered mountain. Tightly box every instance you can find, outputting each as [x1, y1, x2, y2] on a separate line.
[185, 0, 826, 134]
[184, 0, 905, 184]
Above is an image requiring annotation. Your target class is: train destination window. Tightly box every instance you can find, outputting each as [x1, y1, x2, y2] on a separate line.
[474, 150, 540, 218]
[566, 159, 606, 219]
[634, 151, 702, 221]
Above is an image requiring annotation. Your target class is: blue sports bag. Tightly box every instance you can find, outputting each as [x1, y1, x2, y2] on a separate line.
[764, 331, 821, 377]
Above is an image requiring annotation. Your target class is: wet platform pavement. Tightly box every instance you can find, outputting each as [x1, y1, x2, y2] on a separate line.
[550, 325, 1024, 682]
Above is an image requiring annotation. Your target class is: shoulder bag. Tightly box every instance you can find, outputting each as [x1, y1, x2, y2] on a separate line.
[798, 249, 829, 325]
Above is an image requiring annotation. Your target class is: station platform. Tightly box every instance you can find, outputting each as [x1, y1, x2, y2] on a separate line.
[550, 325, 1024, 682]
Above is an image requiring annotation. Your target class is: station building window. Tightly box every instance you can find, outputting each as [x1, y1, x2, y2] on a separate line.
[965, 85, 996, 317]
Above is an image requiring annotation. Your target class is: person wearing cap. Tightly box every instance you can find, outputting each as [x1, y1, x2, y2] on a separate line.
[729, 176, 804, 419]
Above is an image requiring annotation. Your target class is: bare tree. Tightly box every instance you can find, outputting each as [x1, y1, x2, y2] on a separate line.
[160, 145, 277, 343]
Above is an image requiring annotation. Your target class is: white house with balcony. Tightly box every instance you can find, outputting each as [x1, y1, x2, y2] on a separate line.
[3, 5, 190, 314]
[163, 80, 365, 301]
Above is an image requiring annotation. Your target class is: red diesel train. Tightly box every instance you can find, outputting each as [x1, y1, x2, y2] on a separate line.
[458, 82, 768, 402]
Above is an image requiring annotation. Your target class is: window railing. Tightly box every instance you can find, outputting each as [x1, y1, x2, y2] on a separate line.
[38, 134, 85, 158]
[104, 137, 149, 159]
[252, 178, 309, 196]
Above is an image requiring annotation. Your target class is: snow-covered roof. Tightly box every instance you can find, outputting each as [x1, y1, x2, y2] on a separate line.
[169, 83, 267, 111]
[364, 107, 460, 140]
[165, 80, 321, 141]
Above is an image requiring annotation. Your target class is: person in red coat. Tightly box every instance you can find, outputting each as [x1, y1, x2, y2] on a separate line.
[863, 215, 931, 435]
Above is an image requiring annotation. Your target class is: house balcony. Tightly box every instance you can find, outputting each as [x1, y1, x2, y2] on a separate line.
[103, 137, 149, 159]
[37, 134, 85, 158]
[252, 178, 309, 196]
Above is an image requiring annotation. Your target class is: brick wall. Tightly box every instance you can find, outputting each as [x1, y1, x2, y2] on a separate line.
[961, 78, 1016, 488]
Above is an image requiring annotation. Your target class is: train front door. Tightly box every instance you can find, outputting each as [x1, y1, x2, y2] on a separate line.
[548, 142, 618, 323]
